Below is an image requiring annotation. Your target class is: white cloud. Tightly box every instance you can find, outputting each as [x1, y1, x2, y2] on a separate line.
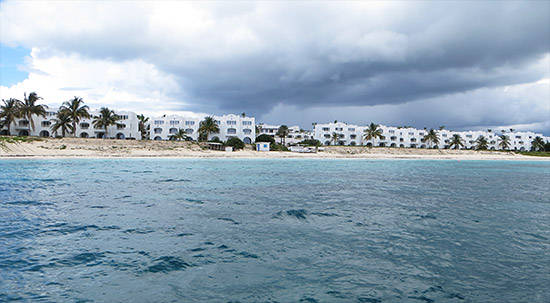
[0, 48, 182, 116]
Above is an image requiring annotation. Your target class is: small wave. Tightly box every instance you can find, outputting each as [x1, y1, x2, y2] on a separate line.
[123, 228, 153, 234]
[116, 195, 132, 200]
[236, 251, 259, 259]
[273, 209, 309, 220]
[58, 252, 105, 267]
[4, 200, 53, 206]
[217, 217, 240, 224]
[158, 178, 192, 183]
[189, 247, 206, 252]
[357, 297, 382, 303]
[407, 296, 435, 303]
[311, 212, 339, 217]
[146, 256, 191, 273]
[299, 297, 318, 303]
[180, 198, 204, 204]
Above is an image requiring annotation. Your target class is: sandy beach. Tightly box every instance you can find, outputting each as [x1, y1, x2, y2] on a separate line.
[0, 137, 547, 160]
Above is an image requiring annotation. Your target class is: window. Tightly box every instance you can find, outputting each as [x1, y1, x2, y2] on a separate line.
[185, 129, 194, 134]
[350, 134, 357, 139]
[227, 121, 237, 125]
[170, 121, 179, 125]
[243, 129, 252, 134]
[227, 128, 237, 134]
[390, 136, 397, 141]
[169, 128, 178, 134]
[117, 124, 126, 130]
[466, 135, 472, 138]
[336, 127, 343, 131]
[154, 120, 164, 125]
[322, 127, 330, 131]
[243, 121, 252, 125]
[154, 128, 162, 134]
[80, 123, 90, 129]
[408, 132, 414, 135]
[442, 134, 447, 137]
[185, 121, 195, 125]
[215, 120, 220, 125]
[348, 128, 355, 131]
[41, 121, 51, 127]
[515, 136, 521, 139]
[419, 132, 424, 136]
[120, 115, 129, 120]
[389, 130, 395, 134]
[47, 112, 56, 117]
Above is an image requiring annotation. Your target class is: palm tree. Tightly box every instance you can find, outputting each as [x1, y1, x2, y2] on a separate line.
[0, 98, 23, 135]
[449, 134, 464, 149]
[169, 129, 191, 141]
[19, 92, 46, 133]
[363, 122, 382, 147]
[137, 114, 149, 139]
[92, 107, 120, 139]
[198, 116, 220, 141]
[498, 135, 510, 150]
[423, 129, 440, 148]
[487, 129, 492, 133]
[60, 97, 90, 137]
[255, 124, 262, 137]
[531, 136, 545, 151]
[277, 125, 289, 145]
[475, 135, 489, 150]
[509, 128, 515, 133]
[331, 132, 340, 145]
[439, 126, 445, 130]
[51, 110, 74, 137]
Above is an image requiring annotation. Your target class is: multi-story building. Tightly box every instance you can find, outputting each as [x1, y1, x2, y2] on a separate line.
[0, 107, 141, 140]
[257, 124, 314, 145]
[313, 122, 548, 151]
[149, 114, 255, 143]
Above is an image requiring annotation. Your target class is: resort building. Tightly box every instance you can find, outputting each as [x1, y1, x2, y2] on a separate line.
[0, 107, 141, 140]
[257, 124, 314, 145]
[313, 122, 548, 151]
[149, 114, 255, 143]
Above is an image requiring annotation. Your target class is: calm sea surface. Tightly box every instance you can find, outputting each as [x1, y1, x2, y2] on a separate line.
[0, 159, 549, 302]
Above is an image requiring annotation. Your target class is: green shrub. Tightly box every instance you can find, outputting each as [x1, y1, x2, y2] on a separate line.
[298, 139, 321, 146]
[226, 137, 245, 150]
[255, 134, 275, 144]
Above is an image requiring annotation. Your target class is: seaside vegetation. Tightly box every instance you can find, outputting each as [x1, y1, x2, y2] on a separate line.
[198, 116, 220, 141]
[276, 125, 289, 145]
[92, 107, 122, 139]
[0, 135, 41, 151]
[51, 111, 74, 137]
[169, 129, 192, 141]
[60, 97, 91, 137]
[226, 137, 245, 150]
[137, 114, 150, 140]
[364, 122, 383, 147]
[449, 134, 465, 149]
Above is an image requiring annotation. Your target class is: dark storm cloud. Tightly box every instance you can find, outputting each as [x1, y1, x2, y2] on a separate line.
[151, 1, 549, 116]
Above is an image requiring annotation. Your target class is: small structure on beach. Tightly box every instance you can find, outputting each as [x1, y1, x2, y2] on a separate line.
[207, 142, 224, 151]
[256, 142, 270, 152]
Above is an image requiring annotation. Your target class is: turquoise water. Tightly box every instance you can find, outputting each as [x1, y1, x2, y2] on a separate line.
[0, 159, 549, 302]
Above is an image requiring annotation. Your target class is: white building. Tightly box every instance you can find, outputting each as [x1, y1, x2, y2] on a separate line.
[0, 107, 141, 140]
[149, 114, 255, 143]
[258, 123, 314, 145]
[313, 122, 548, 151]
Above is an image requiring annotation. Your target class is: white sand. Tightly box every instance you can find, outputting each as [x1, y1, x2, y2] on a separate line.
[0, 137, 547, 161]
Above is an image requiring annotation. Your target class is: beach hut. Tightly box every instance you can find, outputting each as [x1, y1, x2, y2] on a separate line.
[256, 142, 270, 151]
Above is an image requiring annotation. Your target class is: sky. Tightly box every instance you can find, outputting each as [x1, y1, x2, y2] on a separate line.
[1, 1, 549, 134]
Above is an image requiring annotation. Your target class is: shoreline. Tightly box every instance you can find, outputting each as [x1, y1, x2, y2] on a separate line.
[1, 138, 548, 161]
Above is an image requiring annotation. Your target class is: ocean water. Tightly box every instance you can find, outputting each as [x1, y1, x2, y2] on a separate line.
[0, 159, 549, 303]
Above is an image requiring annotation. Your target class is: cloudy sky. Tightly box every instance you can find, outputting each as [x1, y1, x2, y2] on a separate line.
[1, 1, 549, 134]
